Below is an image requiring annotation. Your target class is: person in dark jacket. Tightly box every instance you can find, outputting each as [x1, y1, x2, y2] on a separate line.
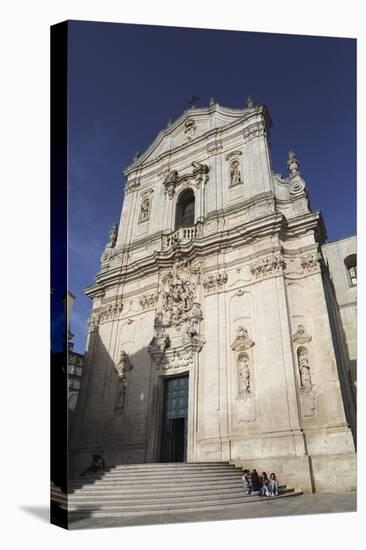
[251, 469, 261, 492]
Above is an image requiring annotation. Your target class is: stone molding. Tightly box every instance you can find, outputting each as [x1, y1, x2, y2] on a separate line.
[243, 120, 266, 143]
[124, 179, 140, 195]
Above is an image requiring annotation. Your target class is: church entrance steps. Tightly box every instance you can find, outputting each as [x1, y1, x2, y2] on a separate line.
[52, 463, 302, 520]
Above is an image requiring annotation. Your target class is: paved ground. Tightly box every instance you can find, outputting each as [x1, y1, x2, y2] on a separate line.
[68, 492, 356, 530]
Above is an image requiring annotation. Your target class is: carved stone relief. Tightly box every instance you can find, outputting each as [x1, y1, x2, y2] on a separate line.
[163, 162, 209, 198]
[250, 255, 285, 280]
[139, 292, 158, 310]
[292, 324, 312, 344]
[231, 326, 254, 351]
[202, 272, 228, 293]
[88, 297, 124, 331]
[156, 256, 200, 327]
[301, 253, 322, 273]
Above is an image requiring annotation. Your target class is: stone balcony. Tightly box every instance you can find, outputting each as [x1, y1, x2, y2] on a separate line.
[162, 223, 203, 250]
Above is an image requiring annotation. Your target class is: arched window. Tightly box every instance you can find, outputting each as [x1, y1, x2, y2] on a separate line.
[344, 254, 357, 286]
[175, 188, 195, 228]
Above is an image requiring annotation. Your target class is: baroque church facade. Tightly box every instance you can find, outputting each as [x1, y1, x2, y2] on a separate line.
[71, 99, 356, 493]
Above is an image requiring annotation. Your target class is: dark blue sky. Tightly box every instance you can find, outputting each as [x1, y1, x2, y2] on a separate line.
[66, 20, 356, 353]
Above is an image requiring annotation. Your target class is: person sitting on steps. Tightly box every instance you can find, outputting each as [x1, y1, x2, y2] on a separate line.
[268, 472, 279, 496]
[250, 469, 261, 493]
[242, 469, 252, 494]
[80, 453, 105, 476]
[260, 471, 270, 497]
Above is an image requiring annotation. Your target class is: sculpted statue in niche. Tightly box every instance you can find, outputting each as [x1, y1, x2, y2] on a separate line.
[230, 159, 242, 186]
[298, 346, 312, 390]
[184, 118, 196, 140]
[114, 350, 133, 415]
[238, 353, 251, 399]
[139, 193, 152, 223]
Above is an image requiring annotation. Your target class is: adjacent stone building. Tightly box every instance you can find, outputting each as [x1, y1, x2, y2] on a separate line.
[71, 99, 356, 493]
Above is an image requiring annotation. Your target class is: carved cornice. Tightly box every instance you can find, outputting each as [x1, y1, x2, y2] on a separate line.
[202, 272, 228, 293]
[250, 254, 285, 280]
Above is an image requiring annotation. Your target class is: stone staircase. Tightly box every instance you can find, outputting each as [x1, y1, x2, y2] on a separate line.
[51, 462, 302, 519]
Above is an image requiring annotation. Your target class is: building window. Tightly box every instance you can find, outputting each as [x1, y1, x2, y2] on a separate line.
[344, 254, 357, 286]
[175, 188, 195, 228]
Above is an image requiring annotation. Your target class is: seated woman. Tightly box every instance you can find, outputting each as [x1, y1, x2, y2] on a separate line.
[268, 472, 279, 496]
[250, 469, 261, 493]
[260, 472, 270, 497]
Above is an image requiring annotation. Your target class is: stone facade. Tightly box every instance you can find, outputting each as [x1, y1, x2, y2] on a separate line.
[70, 100, 356, 493]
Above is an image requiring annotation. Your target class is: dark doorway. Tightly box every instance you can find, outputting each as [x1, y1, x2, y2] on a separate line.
[160, 375, 188, 462]
[175, 188, 195, 228]
[169, 418, 185, 462]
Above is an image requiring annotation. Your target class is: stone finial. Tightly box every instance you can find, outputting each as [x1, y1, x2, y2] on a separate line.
[133, 151, 141, 162]
[167, 117, 173, 127]
[209, 97, 216, 106]
[247, 96, 254, 108]
[287, 150, 300, 177]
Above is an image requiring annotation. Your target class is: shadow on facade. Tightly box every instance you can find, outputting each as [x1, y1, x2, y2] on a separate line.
[64, 332, 166, 524]
[322, 267, 357, 446]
